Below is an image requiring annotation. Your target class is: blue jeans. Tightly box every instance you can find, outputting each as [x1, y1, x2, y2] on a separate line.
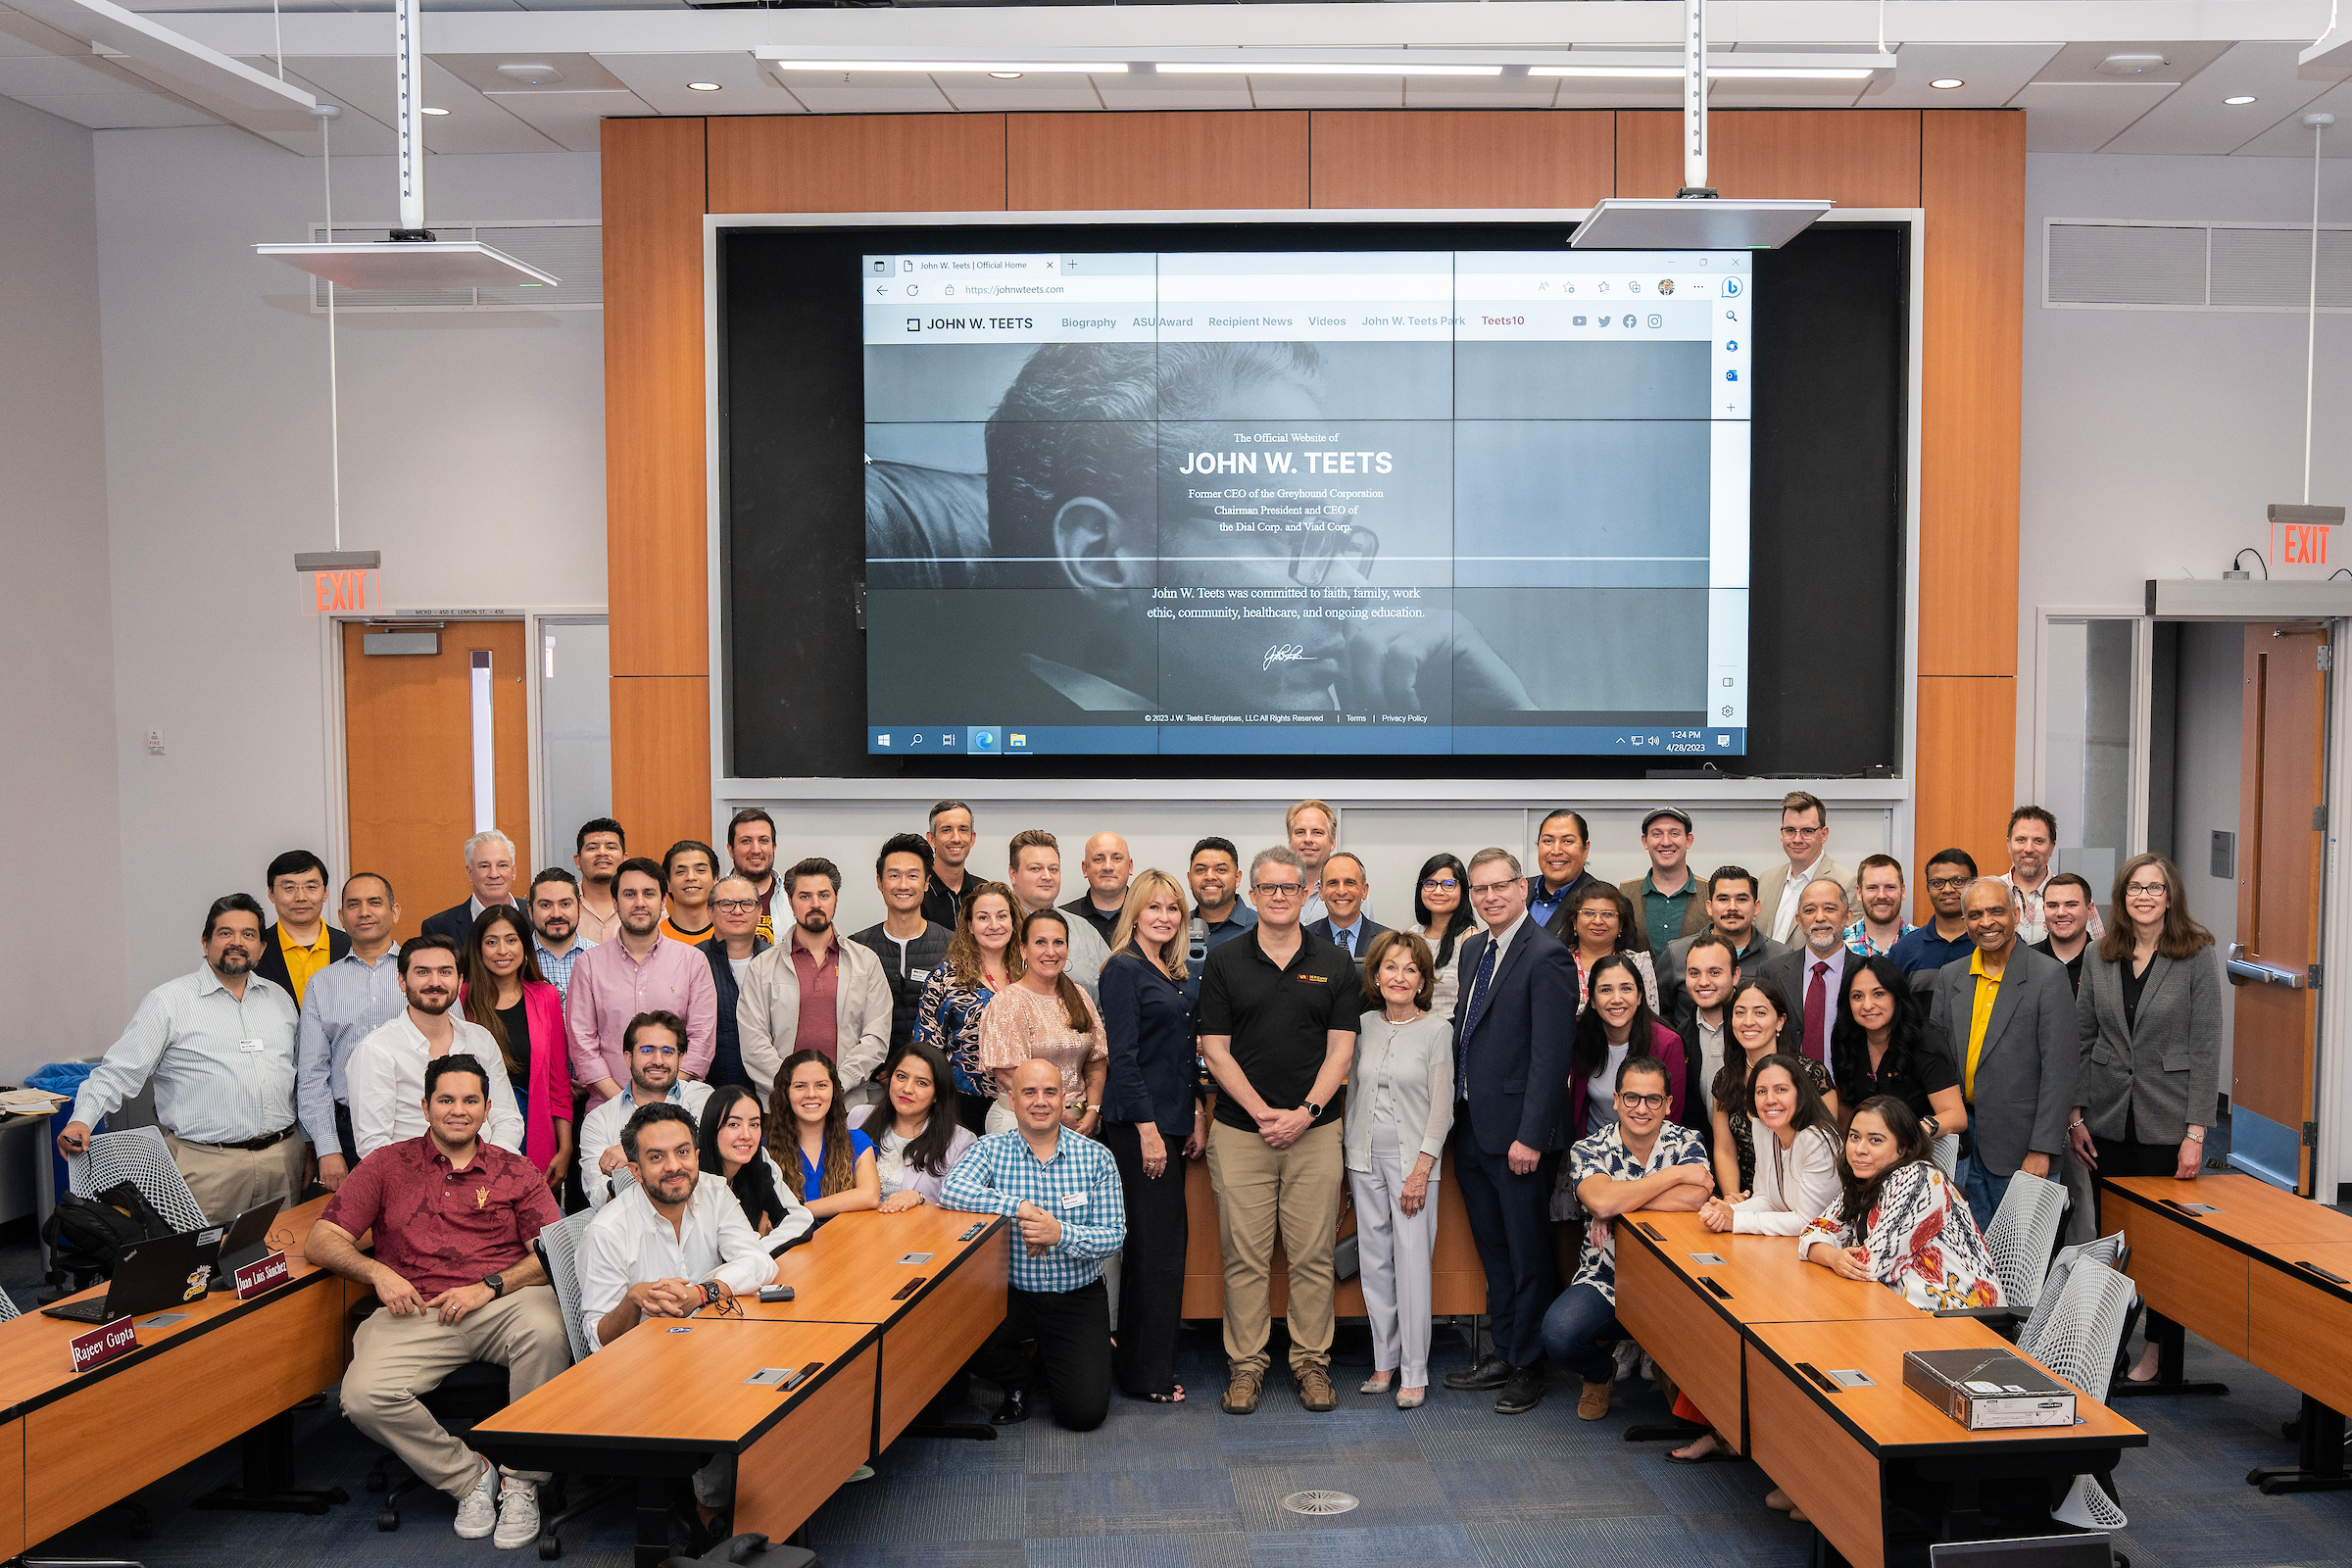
[1955, 1154, 2009, 1236]
[1539, 1282, 1622, 1385]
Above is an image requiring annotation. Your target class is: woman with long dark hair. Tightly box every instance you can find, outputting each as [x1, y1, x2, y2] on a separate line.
[1710, 979, 1838, 1200]
[1563, 952, 1694, 1145]
[1411, 853, 1475, 1018]
[1799, 1096, 1999, 1309]
[977, 909, 1108, 1138]
[912, 881, 1021, 1136]
[771, 1048, 878, 1217]
[1565, 885, 1659, 1014]
[459, 905, 572, 1183]
[848, 1040, 976, 1209]
[697, 1083, 812, 1248]
[1828, 955, 1966, 1141]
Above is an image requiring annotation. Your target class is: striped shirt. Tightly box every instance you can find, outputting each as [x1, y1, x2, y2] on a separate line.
[941, 1126, 1124, 1295]
[534, 937, 594, 1003]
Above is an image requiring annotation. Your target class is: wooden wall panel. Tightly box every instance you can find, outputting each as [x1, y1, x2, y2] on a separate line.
[603, 118, 709, 680]
[1914, 675, 2017, 904]
[1007, 111, 1308, 210]
[707, 115, 1007, 215]
[1308, 110, 1614, 209]
[1919, 111, 2026, 676]
[1616, 109, 1921, 208]
[612, 675, 712, 854]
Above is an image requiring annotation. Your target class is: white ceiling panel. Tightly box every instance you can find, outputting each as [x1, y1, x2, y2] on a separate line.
[1403, 74, 1559, 108]
[2016, 81, 2175, 151]
[1094, 73, 1250, 110]
[590, 49, 799, 115]
[434, 50, 622, 94]
[0, 50, 134, 91]
[2031, 39, 2230, 85]
[288, 53, 558, 153]
[2106, 41, 2338, 155]
[11, 89, 211, 125]
[236, 55, 398, 154]
[768, 69, 952, 115]
[932, 72, 1104, 112]
[2233, 75, 2352, 156]
[1549, 80, 1683, 109]
[1708, 74, 1872, 109]
[481, 84, 648, 149]
[1245, 74, 1405, 109]
[1858, 42, 2062, 108]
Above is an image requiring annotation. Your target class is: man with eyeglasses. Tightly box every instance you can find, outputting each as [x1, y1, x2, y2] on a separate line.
[697, 874, 771, 1090]
[1758, 792, 1854, 948]
[1443, 848, 1577, 1415]
[1888, 849, 1981, 981]
[1619, 808, 1706, 957]
[576, 1012, 713, 1210]
[1198, 846, 1358, 1417]
[852, 834, 953, 1051]
[1527, 808, 1605, 940]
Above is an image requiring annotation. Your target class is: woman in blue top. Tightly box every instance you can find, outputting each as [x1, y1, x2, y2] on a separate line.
[912, 881, 1022, 1136]
[772, 1048, 878, 1218]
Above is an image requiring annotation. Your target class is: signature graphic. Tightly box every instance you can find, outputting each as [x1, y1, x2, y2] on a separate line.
[1263, 644, 1308, 670]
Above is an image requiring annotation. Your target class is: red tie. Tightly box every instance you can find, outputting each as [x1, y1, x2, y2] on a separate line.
[1805, 960, 1831, 1063]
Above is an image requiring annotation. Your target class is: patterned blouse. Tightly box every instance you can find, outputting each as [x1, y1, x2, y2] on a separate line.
[1797, 1161, 2003, 1311]
[912, 968, 999, 1103]
[1713, 1054, 1836, 1194]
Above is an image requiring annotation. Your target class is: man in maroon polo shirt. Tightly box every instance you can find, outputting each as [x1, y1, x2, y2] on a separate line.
[307, 1054, 571, 1549]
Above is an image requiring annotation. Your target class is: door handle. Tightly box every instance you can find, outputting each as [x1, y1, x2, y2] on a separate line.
[2228, 944, 2307, 989]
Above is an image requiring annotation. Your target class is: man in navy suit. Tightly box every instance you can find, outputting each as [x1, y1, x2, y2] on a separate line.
[1442, 847, 1578, 1414]
[420, 831, 518, 945]
[1303, 853, 1389, 969]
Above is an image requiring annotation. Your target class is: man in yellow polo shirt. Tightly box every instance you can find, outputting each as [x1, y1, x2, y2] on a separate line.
[256, 850, 350, 1008]
[1928, 877, 2078, 1232]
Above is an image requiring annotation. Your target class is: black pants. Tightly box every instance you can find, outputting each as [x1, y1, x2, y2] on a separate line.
[1451, 1117, 1557, 1369]
[1102, 1120, 1190, 1396]
[972, 1279, 1114, 1431]
[2092, 1115, 2184, 1340]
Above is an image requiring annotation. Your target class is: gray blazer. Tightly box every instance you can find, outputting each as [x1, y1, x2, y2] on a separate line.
[1927, 944, 2079, 1178]
[1342, 1008, 1454, 1176]
[2074, 945, 2225, 1145]
[1659, 929, 1787, 1020]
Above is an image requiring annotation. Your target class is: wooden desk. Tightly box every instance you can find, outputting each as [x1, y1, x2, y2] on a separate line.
[1746, 1318, 2146, 1568]
[1615, 1211, 1922, 1454]
[0, 1195, 350, 1545]
[0, 1417, 22, 1560]
[2106, 1174, 2352, 1494]
[732, 1206, 1008, 1446]
[474, 1319, 876, 1568]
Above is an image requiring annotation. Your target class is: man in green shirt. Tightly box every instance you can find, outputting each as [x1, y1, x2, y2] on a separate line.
[1620, 808, 1705, 957]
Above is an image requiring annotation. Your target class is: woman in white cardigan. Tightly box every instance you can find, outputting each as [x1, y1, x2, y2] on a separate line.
[1663, 1054, 1843, 1482]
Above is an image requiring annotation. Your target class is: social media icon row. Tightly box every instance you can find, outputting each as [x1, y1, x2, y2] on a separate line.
[1571, 314, 1663, 328]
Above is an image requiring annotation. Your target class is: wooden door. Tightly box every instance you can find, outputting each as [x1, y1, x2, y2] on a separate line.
[344, 620, 531, 941]
[2230, 622, 2328, 1192]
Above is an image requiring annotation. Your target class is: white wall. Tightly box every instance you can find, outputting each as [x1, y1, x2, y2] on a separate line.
[91, 126, 607, 1004]
[0, 99, 125, 1086]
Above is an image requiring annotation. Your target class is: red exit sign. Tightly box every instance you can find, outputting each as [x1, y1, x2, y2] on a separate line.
[309, 568, 380, 614]
[2278, 521, 2332, 566]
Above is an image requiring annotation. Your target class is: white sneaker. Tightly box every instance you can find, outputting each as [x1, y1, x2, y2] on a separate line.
[493, 1478, 541, 1550]
[454, 1460, 498, 1540]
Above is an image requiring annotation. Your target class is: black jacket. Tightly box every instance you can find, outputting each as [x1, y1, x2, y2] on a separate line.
[254, 921, 351, 1003]
[851, 920, 954, 1051]
[699, 934, 771, 1091]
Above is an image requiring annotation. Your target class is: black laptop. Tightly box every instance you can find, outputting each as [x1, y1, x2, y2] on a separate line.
[42, 1228, 220, 1325]
[208, 1196, 288, 1289]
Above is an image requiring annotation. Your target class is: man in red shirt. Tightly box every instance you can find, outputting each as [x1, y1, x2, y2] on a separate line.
[308, 1055, 570, 1549]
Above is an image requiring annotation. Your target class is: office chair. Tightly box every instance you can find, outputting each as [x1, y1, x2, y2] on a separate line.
[73, 1127, 209, 1229]
[2025, 1261, 2139, 1544]
[1981, 1171, 2071, 1316]
[527, 1210, 629, 1560]
[353, 1302, 518, 1532]
[2016, 1235, 2129, 1361]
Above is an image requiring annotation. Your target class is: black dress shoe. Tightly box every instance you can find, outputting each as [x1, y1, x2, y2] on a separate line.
[1494, 1366, 1546, 1415]
[1444, 1355, 1512, 1392]
[990, 1388, 1032, 1426]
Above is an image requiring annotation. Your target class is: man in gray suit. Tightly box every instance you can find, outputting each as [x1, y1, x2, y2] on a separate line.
[1928, 878, 2079, 1232]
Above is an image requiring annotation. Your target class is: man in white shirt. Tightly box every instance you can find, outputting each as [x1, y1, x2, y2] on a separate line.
[346, 935, 525, 1159]
[576, 1101, 777, 1536]
[1758, 792, 1854, 947]
[62, 894, 306, 1221]
[1004, 831, 1108, 1003]
[578, 1013, 712, 1208]
[1996, 805, 2104, 946]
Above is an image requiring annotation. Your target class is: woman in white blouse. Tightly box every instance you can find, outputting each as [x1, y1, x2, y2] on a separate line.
[1666, 1054, 1843, 1477]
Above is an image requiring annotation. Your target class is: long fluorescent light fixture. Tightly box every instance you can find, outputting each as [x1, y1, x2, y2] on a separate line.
[1535, 64, 1875, 79]
[258, 240, 560, 290]
[765, 59, 1127, 74]
[1158, 62, 1502, 76]
[1569, 197, 1834, 250]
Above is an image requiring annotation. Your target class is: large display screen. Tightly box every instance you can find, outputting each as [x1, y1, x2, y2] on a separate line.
[860, 249, 1753, 759]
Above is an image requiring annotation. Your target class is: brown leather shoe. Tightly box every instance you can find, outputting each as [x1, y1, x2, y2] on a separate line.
[1222, 1367, 1264, 1415]
[1297, 1365, 1337, 1412]
[1577, 1379, 1613, 1421]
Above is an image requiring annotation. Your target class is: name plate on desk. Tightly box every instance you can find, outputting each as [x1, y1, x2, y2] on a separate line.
[234, 1250, 291, 1299]
[69, 1316, 137, 1373]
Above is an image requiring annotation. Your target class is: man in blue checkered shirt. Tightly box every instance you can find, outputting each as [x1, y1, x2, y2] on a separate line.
[943, 1057, 1126, 1430]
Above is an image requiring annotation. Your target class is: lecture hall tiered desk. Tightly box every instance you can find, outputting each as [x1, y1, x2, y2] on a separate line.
[2102, 1171, 2352, 1494]
[1616, 1208, 2144, 1568]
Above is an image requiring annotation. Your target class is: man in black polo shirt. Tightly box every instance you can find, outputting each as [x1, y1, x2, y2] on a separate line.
[1199, 845, 1357, 1418]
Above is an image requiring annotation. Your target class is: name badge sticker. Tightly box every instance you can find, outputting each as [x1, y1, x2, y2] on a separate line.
[1061, 1191, 1087, 1208]
[910, 968, 932, 984]
[237, 1037, 267, 1053]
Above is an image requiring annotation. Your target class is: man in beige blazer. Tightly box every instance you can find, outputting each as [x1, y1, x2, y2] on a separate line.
[737, 858, 893, 1102]
[1756, 791, 1856, 947]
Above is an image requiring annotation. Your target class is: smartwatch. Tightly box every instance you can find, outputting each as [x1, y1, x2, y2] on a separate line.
[1302, 1101, 1325, 1119]
[699, 1281, 726, 1307]
[482, 1272, 506, 1299]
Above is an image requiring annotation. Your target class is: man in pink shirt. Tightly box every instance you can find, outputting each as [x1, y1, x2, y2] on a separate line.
[564, 857, 716, 1105]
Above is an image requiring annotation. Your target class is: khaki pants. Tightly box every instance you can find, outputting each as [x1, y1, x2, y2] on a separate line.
[342, 1289, 572, 1497]
[164, 1130, 306, 1224]
[1205, 1118, 1345, 1378]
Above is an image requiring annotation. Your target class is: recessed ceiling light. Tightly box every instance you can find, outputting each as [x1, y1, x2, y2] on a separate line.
[688, 81, 722, 91]
[2225, 94, 2259, 105]
[990, 72, 1022, 78]
[1931, 77, 1965, 90]
[420, 106, 450, 115]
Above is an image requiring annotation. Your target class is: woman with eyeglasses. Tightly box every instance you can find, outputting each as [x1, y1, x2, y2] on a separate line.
[1411, 854, 1474, 1018]
[1565, 885, 1660, 1016]
[2068, 852, 2221, 1385]
[912, 881, 1022, 1136]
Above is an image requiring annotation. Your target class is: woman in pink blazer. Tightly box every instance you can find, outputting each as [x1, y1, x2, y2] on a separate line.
[459, 906, 576, 1185]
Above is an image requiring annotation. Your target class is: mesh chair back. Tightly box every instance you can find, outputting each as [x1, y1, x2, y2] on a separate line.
[1930, 1134, 1959, 1178]
[538, 1209, 600, 1364]
[2017, 1232, 2129, 1362]
[0, 1288, 18, 1322]
[1981, 1169, 2069, 1314]
[2027, 1259, 2138, 1402]
[74, 1126, 209, 1231]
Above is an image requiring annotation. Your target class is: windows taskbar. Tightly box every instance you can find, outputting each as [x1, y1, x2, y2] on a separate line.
[867, 725, 1749, 757]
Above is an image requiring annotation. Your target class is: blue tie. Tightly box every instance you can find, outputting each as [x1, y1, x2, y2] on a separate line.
[1337, 926, 1353, 956]
[1456, 937, 1500, 1094]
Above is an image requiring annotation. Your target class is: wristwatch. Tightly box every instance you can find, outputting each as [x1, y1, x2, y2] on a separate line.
[482, 1273, 506, 1299]
[1302, 1101, 1325, 1119]
[1922, 1115, 1939, 1137]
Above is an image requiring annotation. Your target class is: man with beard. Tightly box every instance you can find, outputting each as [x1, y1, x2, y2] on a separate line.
[63, 894, 307, 1219]
[297, 871, 406, 1190]
[576, 1012, 713, 1209]
[737, 857, 893, 1102]
[725, 808, 780, 944]
[565, 858, 717, 1106]
[578, 1100, 777, 1544]
[526, 868, 593, 1002]
[345, 935, 525, 1159]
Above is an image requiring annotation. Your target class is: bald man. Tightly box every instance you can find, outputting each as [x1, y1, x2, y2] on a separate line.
[1060, 832, 1134, 946]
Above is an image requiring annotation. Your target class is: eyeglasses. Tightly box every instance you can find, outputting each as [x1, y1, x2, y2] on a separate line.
[713, 899, 761, 913]
[1618, 1092, 1669, 1111]
[1467, 881, 1517, 897]
[2124, 882, 2168, 898]
[1288, 525, 1379, 587]
[701, 1290, 744, 1319]
[1420, 877, 1459, 892]
[1926, 875, 1970, 891]
[1253, 882, 1304, 898]
[1779, 825, 1824, 839]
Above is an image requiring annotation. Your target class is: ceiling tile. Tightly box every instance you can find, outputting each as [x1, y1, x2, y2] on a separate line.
[433, 50, 622, 94]
[2015, 81, 2175, 151]
[1094, 73, 1250, 110]
[767, 71, 953, 114]
[480, 85, 650, 150]
[238, 55, 398, 155]
[1404, 74, 1559, 108]
[2233, 75, 2352, 156]
[932, 73, 1103, 112]
[0, 51, 130, 92]
[287, 53, 558, 154]
[1245, 74, 1404, 109]
[1549, 81, 1682, 110]
[8, 90, 213, 126]
[590, 49, 799, 115]
[2031, 39, 2230, 86]
[1858, 42, 2061, 108]
[2105, 40, 2338, 155]
[1708, 74, 1872, 109]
